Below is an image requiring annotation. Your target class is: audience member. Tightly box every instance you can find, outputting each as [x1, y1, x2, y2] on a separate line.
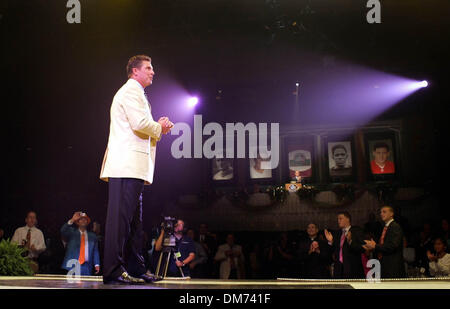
[363, 205, 406, 278]
[324, 211, 365, 279]
[11, 211, 46, 272]
[214, 233, 245, 279]
[361, 231, 375, 277]
[427, 237, 450, 277]
[61, 212, 100, 276]
[248, 243, 264, 279]
[415, 222, 434, 274]
[155, 219, 195, 277]
[198, 223, 217, 277]
[298, 223, 331, 278]
[403, 237, 416, 277]
[186, 228, 208, 278]
[267, 232, 295, 278]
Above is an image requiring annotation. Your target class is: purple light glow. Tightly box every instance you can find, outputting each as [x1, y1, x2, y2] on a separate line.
[187, 96, 199, 107]
[294, 65, 431, 126]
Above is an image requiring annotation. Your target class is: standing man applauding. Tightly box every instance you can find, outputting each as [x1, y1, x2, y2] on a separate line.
[324, 212, 365, 279]
[363, 206, 405, 278]
[100, 55, 173, 284]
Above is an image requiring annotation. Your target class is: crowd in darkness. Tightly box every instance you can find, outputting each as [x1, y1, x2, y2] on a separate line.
[1, 210, 449, 279]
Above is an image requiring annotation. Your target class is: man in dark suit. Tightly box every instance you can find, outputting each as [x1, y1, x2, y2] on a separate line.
[324, 211, 365, 279]
[363, 206, 405, 278]
[298, 223, 331, 278]
[61, 212, 100, 276]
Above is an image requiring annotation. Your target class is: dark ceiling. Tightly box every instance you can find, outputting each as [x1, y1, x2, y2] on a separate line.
[1, 0, 449, 225]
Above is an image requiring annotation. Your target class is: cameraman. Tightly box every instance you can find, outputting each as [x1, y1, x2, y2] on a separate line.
[155, 219, 195, 277]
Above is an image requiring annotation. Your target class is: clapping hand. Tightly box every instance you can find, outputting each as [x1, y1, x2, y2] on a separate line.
[363, 239, 376, 250]
[158, 117, 174, 134]
[309, 241, 320, 254]
[427, 250, 437, 262]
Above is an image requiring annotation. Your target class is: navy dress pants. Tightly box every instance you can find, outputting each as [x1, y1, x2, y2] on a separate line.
[103, 178, 146, 280]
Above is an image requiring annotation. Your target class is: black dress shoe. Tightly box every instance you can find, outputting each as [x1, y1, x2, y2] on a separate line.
[104, 272, 145, 285]
[139, 271, 163, 283]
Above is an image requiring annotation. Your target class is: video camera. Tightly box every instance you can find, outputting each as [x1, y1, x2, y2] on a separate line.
[160, 216, 177, 247]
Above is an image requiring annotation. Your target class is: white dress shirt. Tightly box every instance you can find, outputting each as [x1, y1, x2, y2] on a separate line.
[11, 226, 46, 259]
[429, 253, 450, 277]
[384, 218, 394, 227]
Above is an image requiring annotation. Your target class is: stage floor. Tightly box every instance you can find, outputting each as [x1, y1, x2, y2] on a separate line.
[0, 275, 449, 289]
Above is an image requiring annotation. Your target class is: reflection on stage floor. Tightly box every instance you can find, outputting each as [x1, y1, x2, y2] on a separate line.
[1, 275, 450, 289]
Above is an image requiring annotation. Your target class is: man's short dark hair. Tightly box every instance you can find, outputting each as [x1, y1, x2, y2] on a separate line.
[126, 55, 151, 78]
[337, 211, 352, 223]
[25, 210, 36, 218]
[307, 223, 318, 229]
[373, 142, 390, 152]
[331, 144, 347, 156]
[381, 205, 394, 214]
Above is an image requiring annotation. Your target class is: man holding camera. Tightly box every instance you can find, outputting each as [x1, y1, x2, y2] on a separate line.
[155, 219, 195, 277]
[61, 212, 100, 276]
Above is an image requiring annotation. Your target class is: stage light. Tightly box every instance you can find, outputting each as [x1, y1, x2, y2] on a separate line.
[187, 96, 199, 107]
[295, 82, 299, 87]
[419, 80, 428, 88]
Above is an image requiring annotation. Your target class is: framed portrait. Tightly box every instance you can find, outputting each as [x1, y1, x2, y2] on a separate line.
[288, 149, 312, 176]
[249, 147, 273, 180]
[368, 139, 396, 175]
[212, 158, 234, 181]
[285, 136, 315, 183]
[327, 141, 353, 177]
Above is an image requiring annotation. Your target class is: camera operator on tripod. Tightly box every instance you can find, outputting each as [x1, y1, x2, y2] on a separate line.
[155, 219, 195, 277]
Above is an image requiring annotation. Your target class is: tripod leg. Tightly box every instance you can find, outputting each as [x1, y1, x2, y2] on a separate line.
[163, 251, 170, 278]
[155, 251, 164, 278]
[178, 265, 185, 278]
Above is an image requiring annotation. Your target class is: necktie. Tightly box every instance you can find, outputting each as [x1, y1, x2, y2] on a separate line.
[339, 231, 346, 263]
[79, 232, 85, 265]
[377, 226, 388, 260]
[379, 226, 388, 245]
[26, 229, 31, 249]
